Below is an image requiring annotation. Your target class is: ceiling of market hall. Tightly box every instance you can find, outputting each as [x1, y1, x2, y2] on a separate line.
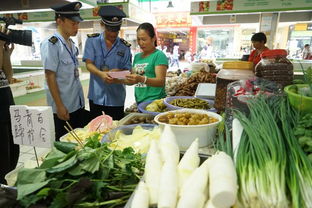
[0, 0, 90, 12]
[0, 0, 191, 13]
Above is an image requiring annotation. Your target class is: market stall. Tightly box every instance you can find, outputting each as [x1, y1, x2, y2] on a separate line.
[2, 57, 312, 208]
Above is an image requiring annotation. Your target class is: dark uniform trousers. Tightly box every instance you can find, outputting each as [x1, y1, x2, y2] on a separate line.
[54, 108, 92, 141]
[89, 100, 124, 121]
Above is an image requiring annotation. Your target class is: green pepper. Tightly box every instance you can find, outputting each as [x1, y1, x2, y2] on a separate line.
[54, 141, 78, 154]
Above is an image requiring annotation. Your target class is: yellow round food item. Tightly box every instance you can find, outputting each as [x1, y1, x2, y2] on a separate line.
[158, 112, 218, 125]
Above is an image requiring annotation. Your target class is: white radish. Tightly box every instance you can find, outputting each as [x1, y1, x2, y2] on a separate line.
[178, 138, 200, 191]
[178, 157, 210, 208]
[177, 190, 206, 208]
[209, 152, 238, 208]
[159, 125, 180, 164]
[205, 200, 219, 208]
[131, 181, 149, 208]
[232, 118, 243, 162]
[203, 184, 209, 205]
[145, 140, 163, 205]
[158, 161, 178, 208]
[180, 157, 210, 196]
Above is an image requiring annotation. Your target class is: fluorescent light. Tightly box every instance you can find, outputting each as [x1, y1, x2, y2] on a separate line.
[0, 2, 92, 14]
[0, 8, 51, 14]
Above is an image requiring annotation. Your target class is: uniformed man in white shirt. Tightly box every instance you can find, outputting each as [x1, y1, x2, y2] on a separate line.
[83, 6, 132, 120]
[40, 2, 90, 140]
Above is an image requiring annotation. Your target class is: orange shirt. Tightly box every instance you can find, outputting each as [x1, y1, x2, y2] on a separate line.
[248, 47, 269, 66]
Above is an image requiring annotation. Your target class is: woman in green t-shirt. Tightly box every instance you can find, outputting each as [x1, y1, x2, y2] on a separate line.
[126, 22, 168, 103]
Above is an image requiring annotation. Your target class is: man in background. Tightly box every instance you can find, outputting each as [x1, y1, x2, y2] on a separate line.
[302, 44, 311, 60]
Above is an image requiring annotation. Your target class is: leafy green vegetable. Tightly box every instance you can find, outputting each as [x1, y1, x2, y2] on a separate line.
[39, 147, 66, 169]
[16, 168, 46, 186]
[46, 154, 77, 174]
[293, 113, 312, 156]
[299, 63, 312, 96]
[79, 154, 100, 174]
[19, 193, 45, 207]
[50, 192, 67, 208]
[36, 187, 51, 197]
[278, 97, 312, 208]
[84, 133, 102, 149]
[54, 141, 78, 154]
[16, 134, 144, 207]
[16, 168, 50, 200]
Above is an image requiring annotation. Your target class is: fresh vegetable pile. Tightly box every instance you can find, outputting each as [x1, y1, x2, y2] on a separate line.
[234, 97, 288, 208]
[166, 76, 187, 96]
[107, 125, 161, 154]
[173, 69, 216, 96]
[130, 125, 238, 208]
[294, 113, 312, 162]
[301, 65, 312, 96]
[290, 66, 312, 97]
[16, 134, 144, 208]
[233, 96, 312, 208]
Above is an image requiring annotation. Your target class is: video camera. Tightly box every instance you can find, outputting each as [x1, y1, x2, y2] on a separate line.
[0, 16, 32, 46]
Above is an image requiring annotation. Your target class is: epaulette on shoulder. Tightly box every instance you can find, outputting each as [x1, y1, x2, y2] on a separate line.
[48, 36, 58, 44]
[87, 33, 100, 38]
[120, 38, 131, 47]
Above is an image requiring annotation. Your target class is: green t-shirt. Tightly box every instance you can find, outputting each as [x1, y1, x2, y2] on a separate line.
[133, 49, 168, 103]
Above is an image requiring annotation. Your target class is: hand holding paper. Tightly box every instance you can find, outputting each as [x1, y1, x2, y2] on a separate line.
[108, 70, 131, 79]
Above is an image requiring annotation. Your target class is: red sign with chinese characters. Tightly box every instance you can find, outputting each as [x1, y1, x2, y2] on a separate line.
[155, 12, 192, 28]
[189, 26, 197, 54]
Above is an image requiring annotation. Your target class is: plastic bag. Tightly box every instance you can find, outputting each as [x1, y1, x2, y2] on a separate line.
[225, 78, 283, 129]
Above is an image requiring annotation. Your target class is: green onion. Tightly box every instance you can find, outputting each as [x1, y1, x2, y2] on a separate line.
[234, 95, 312, 208]
[278, 98, 312, 208]
[234, 96, 288, 208]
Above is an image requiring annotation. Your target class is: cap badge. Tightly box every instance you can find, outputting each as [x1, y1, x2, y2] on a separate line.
[75, 3, 81, 10]
[112, 17, 119, 22]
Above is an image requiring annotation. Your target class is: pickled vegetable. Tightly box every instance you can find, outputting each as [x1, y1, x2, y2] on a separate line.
[214, 78, 236, 112]
[125, 116, 156, 125]
[169, 98, 210, 109]
[146, 99, 167, 112]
